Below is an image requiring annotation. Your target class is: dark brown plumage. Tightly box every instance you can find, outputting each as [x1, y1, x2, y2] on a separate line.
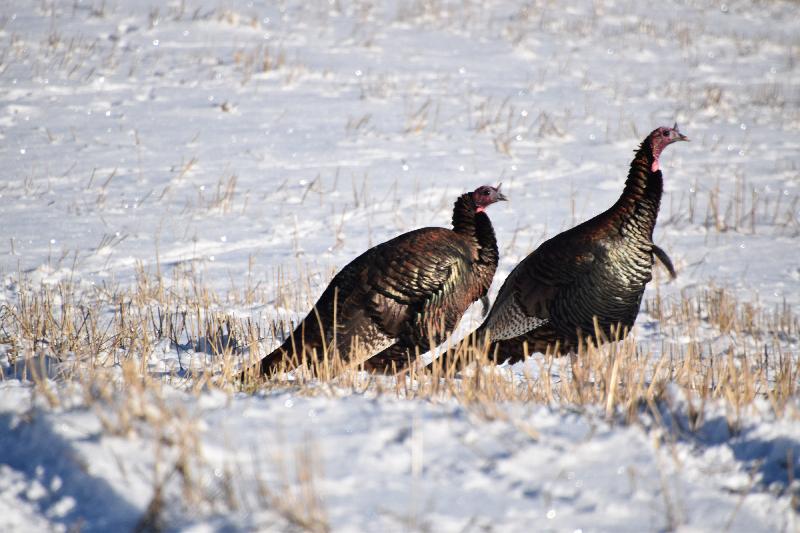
[247, 185, 506, 378]
[429, 124, 687, 370]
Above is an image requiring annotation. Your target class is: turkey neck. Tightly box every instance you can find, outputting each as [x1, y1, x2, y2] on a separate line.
[609, 141, 663, 241]
[451, 193, 499, 268]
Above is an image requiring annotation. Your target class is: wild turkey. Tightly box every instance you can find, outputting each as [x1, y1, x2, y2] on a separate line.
[428, 124, 687, 370]
[245, 184, 506, 379]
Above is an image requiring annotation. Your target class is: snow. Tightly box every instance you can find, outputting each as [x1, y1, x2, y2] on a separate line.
[1, 384, 798, 531]
[1, 0, 799, 531]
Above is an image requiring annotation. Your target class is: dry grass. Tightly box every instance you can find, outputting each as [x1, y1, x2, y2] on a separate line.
[233, 44, 287, 85]
[0, 268, 337, 530]
[2, 266, 796, 425]
[465, 94, 566, 157]
[3, 266, 795, 528]
[663, 172, 800, 236]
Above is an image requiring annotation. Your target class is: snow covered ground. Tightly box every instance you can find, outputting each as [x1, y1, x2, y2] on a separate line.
[2, 382, 799, 532]
[1, 0, 799, 531]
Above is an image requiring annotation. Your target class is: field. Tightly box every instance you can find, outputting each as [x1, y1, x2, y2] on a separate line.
[1, 0, 799, 531]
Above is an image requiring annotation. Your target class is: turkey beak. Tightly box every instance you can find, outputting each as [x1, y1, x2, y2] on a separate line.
[495, 185, 507, 202]
[673, 122, 689, 142]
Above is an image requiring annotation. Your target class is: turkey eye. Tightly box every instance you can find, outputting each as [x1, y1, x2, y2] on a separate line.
[662, 130, 670, 137]
[483, 190, 491, 195]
